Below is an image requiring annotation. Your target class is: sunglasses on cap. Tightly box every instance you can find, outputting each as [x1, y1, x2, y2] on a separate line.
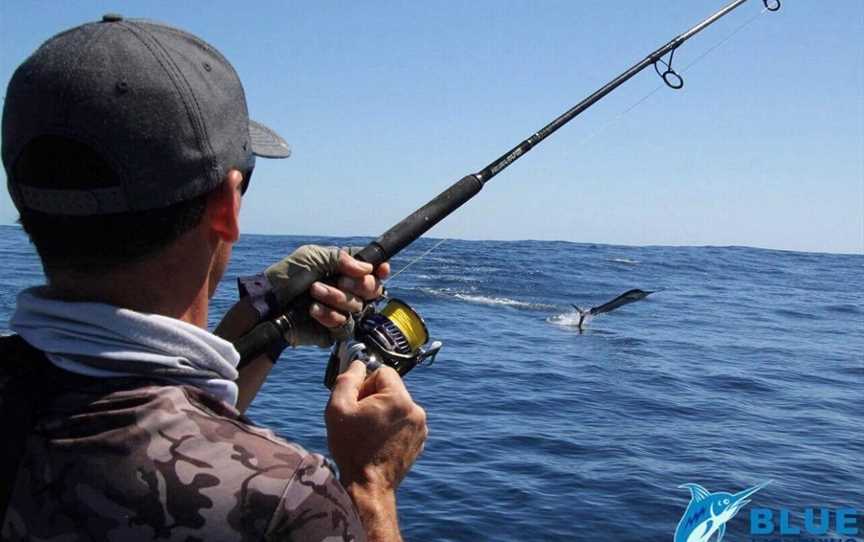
[240, 168, 254, 195]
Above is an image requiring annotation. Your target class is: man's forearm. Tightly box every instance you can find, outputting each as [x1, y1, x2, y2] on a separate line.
[345, 483, 403, 542]
[233, 355, 275, 413]
[214, 297, 276, 413]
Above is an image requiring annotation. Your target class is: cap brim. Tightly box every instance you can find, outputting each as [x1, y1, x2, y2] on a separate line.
[249, 119, 291, 158]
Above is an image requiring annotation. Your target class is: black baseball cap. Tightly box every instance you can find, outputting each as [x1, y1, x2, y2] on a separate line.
[2, 14, 291, 216]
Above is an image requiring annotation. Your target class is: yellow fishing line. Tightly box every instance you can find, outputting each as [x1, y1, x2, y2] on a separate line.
[381, 300, 427, 351]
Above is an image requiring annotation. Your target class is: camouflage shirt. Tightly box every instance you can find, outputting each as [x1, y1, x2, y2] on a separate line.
[0, 335, 365, 541]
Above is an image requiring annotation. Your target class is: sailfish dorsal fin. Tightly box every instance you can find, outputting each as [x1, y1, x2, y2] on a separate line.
[678, 483, 711, 503]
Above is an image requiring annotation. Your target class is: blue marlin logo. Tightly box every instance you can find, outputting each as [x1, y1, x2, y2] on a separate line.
[674, 481, 771, 542]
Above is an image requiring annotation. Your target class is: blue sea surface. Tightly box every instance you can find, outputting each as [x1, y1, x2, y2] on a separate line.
[1, 224, 861, 540]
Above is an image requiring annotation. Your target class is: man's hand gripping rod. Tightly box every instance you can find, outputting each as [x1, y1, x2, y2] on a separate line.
[233, 0, 779, 366]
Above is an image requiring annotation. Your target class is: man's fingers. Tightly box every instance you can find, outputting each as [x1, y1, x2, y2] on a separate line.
[335, 274, 383, 301]
[329, 360, 367, 411]
[310, 282, 363, 313]
[375, 262, 391, 280]
[309, 303, 348, 327]
[336, 250, 390, 299]
[359, 365, 408, 400]
[337, 250, 374, 277]
[266, 246, 391, 347]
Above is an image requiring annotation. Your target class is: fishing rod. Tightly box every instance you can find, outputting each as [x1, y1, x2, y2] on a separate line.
[234, 0, 781, 382]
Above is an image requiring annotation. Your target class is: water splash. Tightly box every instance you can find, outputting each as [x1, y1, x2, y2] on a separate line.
[547, 308, 594, 328]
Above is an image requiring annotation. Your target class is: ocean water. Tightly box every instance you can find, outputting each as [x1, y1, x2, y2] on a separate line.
[1, 224, 861, 541]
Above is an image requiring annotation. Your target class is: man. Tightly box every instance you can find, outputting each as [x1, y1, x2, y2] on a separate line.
[0, 14, 427, 542]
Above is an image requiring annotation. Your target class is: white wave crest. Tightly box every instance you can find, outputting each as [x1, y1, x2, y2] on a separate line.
[447, 292, 556, 310]
[418, 287, 558, 310]
[454, 293, 556, 310]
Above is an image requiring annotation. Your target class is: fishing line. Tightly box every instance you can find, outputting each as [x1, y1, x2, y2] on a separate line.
[386, 8, 773, 281]
[386, 237, 449, 284]
[234, 0, 782, 367]
[576, 5, 771, 148]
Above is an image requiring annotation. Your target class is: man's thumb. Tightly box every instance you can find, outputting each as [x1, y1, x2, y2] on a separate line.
[330, 360, 367, 403]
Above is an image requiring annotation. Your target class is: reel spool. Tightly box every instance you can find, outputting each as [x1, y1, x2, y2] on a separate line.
[324, 298, 442, 388]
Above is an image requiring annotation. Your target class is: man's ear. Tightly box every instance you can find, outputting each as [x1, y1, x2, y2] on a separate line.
[205, 169, 244, 243]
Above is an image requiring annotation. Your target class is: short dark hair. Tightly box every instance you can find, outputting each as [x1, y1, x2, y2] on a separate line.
[13, 136, 211, 273]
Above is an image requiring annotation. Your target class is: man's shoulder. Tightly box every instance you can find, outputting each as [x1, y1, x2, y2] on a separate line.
[137, 382, 335, 499]
[0, 333, 47, 379]
[1, 340, 364, 541]
[126, 383, 364, 539]
[138, 382, 317, 470]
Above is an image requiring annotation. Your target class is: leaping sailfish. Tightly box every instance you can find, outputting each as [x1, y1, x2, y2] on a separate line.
[571, 288, 657, 330]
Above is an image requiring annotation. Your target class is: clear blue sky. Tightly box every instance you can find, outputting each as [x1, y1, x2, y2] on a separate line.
[1, 1, 862, 254]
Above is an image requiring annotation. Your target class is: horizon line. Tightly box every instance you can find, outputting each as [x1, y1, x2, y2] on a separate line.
[4, 223, 860, 257]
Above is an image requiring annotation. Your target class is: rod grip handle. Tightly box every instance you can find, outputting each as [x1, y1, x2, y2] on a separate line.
[234, 174, 483, 365]
[235, 319, 287, 366]
[235, 267, 322, 365]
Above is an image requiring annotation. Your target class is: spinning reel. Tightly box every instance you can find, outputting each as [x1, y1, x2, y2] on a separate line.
[324, 297, 442, 388]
